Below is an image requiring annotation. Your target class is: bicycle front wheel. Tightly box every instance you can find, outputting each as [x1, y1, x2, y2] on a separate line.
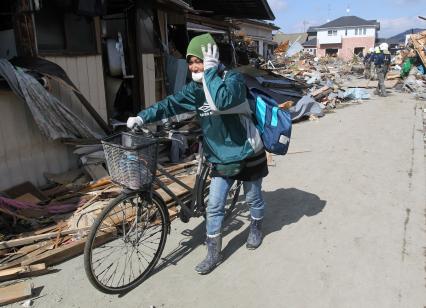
[84, 191, 169, 294]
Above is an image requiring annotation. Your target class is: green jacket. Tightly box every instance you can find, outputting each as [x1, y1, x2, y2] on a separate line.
[138, 67, 263, 164]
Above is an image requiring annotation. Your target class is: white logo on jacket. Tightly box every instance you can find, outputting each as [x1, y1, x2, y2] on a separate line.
[198, 102, 212, 117]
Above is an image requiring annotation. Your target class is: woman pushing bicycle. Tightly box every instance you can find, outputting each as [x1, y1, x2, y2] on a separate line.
[127, 33, 268, 274]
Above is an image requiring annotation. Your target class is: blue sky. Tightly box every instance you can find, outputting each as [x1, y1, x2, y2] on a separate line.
[267, 0, 426, 38]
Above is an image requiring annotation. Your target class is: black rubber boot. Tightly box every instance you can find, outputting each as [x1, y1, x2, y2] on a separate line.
[246, 219, 263, 250]
[195, 235, 223, 275]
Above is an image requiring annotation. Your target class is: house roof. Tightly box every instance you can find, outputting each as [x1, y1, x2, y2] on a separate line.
[306, 26, 317, 34]
[187, 22, 227, 34]
[385, 28, 426, 44]
[234, 19, 280, 30]
[302, 37, 317, 47]
[273, 32, 308, 44]
[190, 0, 275, 20]
[313, 16, 380, 30]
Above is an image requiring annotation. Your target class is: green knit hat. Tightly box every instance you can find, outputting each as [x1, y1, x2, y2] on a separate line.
[186, 33, 216, 61]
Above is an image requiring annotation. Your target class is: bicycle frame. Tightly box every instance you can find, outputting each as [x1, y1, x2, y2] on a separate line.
[154, 137, 208, 222]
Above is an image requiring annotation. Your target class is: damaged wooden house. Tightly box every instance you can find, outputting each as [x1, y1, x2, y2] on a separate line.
[0, 1, 277, 300]
[0, 0, 275, 192]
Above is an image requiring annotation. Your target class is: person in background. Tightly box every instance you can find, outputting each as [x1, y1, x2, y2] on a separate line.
[370, 46, 380, 81]
[380, 43, 391, 80]
[127, 33, 268, 275]
[374, 45, 387, 97]
[363, 47, 374, 79]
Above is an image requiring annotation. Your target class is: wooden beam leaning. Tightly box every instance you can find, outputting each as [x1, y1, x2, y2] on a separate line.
[0, 228, 91, 250]
[0, 263, 47, 282]
[0, 282, 33, 305]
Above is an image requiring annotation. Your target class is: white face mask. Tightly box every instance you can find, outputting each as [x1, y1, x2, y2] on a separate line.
[192, 72, 204, 83]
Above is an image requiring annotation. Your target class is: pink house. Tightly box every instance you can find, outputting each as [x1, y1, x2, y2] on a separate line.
[310, 16, 380, 60]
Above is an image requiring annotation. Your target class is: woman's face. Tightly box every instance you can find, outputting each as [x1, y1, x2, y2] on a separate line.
[188, 56, 204, 73]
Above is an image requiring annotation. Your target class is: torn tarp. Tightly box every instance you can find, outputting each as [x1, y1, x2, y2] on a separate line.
[0, 59, 104, 140]
[285, 42, 304, 57]
[289, 95, 324, 121]
[343, 88, 370, 100]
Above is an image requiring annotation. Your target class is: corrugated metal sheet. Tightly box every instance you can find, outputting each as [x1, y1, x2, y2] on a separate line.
[191, 0, 275, 20]
[44, 55, 108, 123]
[0, 55, 108, 191]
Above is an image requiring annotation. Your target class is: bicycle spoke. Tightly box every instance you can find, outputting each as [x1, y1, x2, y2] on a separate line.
[87, 192, 167, 291]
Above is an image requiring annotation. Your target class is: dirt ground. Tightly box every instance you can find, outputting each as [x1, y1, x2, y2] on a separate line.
[8, 87, 426, 308]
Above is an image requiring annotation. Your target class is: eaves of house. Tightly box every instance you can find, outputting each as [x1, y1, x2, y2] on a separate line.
[310, 16, 380, 31]
[189, 0, 275, 20]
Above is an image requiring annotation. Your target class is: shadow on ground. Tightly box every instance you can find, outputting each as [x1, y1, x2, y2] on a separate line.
[156, 187, 326, 270]
[115, 188, 326, 297]
[222, 188, 326, 260]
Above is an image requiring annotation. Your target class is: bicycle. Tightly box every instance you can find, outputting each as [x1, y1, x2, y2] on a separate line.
[83, 126, 242, 294]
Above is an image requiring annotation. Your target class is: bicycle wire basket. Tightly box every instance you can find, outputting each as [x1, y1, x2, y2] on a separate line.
[101, 132, 159, 190]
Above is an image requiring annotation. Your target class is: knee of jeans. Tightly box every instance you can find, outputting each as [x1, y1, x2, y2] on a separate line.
[246, 195, 264, 207]
[207, 196, 225, 214]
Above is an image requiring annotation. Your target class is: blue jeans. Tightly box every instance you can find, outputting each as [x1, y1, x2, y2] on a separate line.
[206, 177, 265, 236]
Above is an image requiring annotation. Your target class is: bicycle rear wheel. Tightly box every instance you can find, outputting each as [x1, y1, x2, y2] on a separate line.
[197, 165, 242, 218]
[84, 191, 169, 294]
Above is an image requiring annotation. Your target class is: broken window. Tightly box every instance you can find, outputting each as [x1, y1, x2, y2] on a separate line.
[325, 48, 338, 57]
[354, 47, 364, 56]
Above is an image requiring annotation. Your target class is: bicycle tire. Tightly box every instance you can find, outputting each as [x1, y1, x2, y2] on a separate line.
[196, 164, 242, 218]
[84, 190, 169, 294]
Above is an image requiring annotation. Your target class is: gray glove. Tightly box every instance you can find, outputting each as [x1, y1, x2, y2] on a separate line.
[202, 43, 219, 71]
[126, 116, 144, 129]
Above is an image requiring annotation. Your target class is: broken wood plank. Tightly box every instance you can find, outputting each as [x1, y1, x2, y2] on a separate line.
[159, 160, 197, 174]
[17, 240, 52, 255]
[0, 207, 35, 222]
[33, 224, 59, 235]
[311, 85, 330, 97]
[0, 263, 47, 282]
[0, 228, 90, 249]
[3, 181, 48, 202]
[0, 282, 33, 305]
[75, 184, 116, 214]
[155, 174, 196, 203]
[21, 230, 115, 266]
[411, 31, 426, 67]
[80, 177, 112, 192]
[0, 258, 24, 272]
[168, 207, 178, 221]
[14, 193, 41, 204]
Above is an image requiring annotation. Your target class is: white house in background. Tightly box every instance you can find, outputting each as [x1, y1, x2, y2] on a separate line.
[309, 16, 380, 60]
[233, 19, 280, 58]
[302, 37, 317, 55]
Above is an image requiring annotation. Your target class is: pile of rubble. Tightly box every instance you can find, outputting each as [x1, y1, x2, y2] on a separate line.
[258, 43, 371, 114]
[396, 30, 426, 100]
[0, 159, 197, 304]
